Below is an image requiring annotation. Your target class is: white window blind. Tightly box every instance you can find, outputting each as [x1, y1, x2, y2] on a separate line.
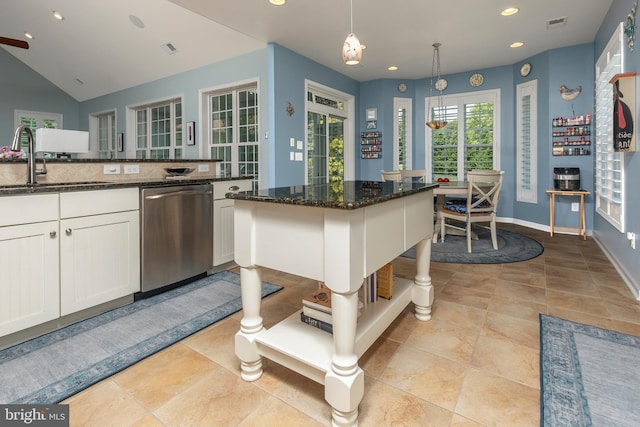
[517, 80, 537, 203]
[595, 23, 624, 231]
[393, 97, 412, 170]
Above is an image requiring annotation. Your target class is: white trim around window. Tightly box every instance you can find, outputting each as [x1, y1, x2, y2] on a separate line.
[516, 80, 537, 203]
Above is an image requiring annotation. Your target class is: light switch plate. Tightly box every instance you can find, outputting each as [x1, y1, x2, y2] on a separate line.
[197, 164, 210, 172]
[124, 164, 139, 174]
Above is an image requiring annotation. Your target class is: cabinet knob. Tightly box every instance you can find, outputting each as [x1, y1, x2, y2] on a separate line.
[65, 228, 72, 235]
[50, 231, 57, 238]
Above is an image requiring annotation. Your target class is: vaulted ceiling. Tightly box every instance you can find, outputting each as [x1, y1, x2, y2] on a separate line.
[1, 0, 613, 102]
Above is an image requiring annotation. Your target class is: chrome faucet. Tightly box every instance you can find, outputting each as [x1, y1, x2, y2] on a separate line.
[11, 125, 47, 186]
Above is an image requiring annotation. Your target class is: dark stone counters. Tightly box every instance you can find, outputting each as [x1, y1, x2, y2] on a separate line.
[0, 176, 249, 195]
[226, 180, 438, 210]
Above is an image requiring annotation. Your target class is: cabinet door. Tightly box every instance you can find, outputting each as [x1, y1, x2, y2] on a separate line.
[60, 210, 140, 316]
[0, 221, 60, 337]
[213, 198, 236, 265]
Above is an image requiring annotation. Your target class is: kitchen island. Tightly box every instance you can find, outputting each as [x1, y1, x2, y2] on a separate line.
[228, 180, 436, 427]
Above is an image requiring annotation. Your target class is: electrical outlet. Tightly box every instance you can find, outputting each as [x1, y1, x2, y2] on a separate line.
[628, 232, 636, 250]
[103, 164, 120, 175]
[571, 202, 579, 212]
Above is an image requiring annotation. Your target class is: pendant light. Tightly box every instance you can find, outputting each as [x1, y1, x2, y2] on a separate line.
[426, 43, 448, 130]
[342, 0, 362, 65]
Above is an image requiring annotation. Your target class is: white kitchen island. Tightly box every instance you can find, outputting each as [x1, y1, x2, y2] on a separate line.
[228, 180, 436, 427]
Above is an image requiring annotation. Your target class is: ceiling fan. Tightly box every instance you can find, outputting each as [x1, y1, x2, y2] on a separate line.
[0, 36, 29, 49]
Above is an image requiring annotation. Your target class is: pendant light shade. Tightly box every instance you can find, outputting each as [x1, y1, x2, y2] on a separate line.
[343, 0, 362, 65]
[343, 33, 362, 65]
[426, 42, 448, 130]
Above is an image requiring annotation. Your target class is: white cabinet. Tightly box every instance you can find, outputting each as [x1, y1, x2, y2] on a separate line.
[59, 188, 140, 316]
[212, 180, 253, 266]
[0, 194, 60, 337]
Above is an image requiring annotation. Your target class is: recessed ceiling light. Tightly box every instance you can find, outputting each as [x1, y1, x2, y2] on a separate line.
[269, 0, 286, 5]
[501, 7, 519, 16]
[24, 32, 34, 40]
[388, 66, 398, 71]
[510, 41, 525, 48]
[52, 11, 65, 21]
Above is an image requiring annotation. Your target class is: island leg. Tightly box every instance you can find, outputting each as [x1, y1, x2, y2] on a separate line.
[325, 290, 364, 427]
[412, 237, 434, 321]
[235, 265, 265, 381]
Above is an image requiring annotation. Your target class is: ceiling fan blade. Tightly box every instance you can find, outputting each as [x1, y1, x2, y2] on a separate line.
[0, 37, 29, 49]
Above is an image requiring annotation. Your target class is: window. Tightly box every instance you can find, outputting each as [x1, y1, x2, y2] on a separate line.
[595, 23, 624, 231]
[426, 90, 500, 181]
[393, 98, 412, 170]
[516, 80, 537, 203]
[205, 84, 259, 187]
[133, 98, 183, 159]
[89, 111, 116, 159]
[13, 110, 62, 153]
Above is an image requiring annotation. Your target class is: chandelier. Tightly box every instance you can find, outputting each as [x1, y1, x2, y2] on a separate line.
[426, 43, 448, 130]
[342, 0, 362, 65]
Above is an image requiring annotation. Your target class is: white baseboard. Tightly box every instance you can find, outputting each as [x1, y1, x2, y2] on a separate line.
[592, 231, 640, 301]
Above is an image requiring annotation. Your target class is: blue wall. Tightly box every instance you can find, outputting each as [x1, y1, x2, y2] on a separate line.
[0, 49, 80, 142]
[594, 0, 640, 295]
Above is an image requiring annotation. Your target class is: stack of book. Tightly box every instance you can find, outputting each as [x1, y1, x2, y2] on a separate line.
[300, 287, 333, 333]
[300, 263, 394, 334]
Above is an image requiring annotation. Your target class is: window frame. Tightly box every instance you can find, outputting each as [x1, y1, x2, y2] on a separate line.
[516, 80, 538, 203]
[126, 96, 183, 160]
[595, 23, 625, 232]
[393, 97, 413, 170]
[89, 109, 117, 159]
[425, 89, 501, 182]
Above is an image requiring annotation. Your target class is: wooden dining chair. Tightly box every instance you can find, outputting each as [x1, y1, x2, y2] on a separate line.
[439, 170, 504, 253]
[400, 169, 426, 182]
[380, 170, 402, 182]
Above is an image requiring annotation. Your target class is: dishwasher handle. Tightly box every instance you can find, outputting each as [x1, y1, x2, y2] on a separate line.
[144, 188, 213, 200]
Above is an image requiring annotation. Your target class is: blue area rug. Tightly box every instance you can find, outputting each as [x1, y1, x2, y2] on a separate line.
[402, 228, 543, 264]
[0, 270, 282, 404]
[540, 314, 640, 426]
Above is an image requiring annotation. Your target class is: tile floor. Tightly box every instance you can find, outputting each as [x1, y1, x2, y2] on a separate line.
[62, 224, 640, 426]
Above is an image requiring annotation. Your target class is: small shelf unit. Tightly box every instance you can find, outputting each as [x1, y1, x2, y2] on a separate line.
[551, 115, 591, 156]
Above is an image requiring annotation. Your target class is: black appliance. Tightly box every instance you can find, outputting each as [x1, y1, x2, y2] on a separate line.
[553, 167, 580, 191]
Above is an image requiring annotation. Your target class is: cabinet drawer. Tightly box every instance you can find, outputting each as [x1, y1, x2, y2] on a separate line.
[0, 194, 58, 227]
[213, 179, 253, 200]
[60, 187, 139, 218]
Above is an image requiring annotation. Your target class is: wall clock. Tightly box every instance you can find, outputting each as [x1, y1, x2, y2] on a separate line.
[469, 73, 484, 87]
[520, 62, 532, 77]
[435, 78, 448, 91]
[397, 83, 407, 93]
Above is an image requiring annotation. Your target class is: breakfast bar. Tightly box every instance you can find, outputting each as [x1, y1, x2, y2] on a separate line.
[228, 180, 436, 427]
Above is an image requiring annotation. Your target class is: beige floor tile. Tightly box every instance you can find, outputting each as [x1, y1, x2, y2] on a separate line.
[546, 289, 610, 317]
[359, 336, 401, 378]
[455, 368, 539, 427]
[153, 368, 270, 427]
[450, 414, 486, 427]
[603, 299, 640, 324]
[130, 415, 165, 427]
[437, 285, 492, 310]
[114, 343, 219, 410]
[359, 380, 453, 427]
[64, 380, 149, 427]
[446, 271, 499, 293]
[183, 316, 241, 372]
[381, 308, 420, 342]
[545, 308, 612, 330]
[431, 299, 487, 331]
[488, 294, 547, 323]
[546, 275, 600, 297]
[237, 395, 325, 427]
[497, 268, 546, 288]
[470, 335, 539, 388]
[405, 319, 479, 364]
[494, 279, 547, 304]
[380, 345, 466, 411]
[482, 311, 539, 350]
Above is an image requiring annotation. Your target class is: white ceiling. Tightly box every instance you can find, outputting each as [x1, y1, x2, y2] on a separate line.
[1, 0, 613, 102]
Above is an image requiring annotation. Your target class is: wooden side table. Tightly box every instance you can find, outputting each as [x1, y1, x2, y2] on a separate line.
[546, 189, 590, 240]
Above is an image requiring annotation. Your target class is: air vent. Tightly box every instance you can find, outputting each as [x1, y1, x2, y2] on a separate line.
[161, 43, 178, 55]
[547, 16, 568, 29]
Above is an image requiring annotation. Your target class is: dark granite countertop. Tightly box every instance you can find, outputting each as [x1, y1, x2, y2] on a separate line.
[226, 180, 438, 210]
[0, 176, 252, 195]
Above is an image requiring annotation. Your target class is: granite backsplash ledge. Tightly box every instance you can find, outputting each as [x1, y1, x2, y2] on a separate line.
[0, 159, 221, 186]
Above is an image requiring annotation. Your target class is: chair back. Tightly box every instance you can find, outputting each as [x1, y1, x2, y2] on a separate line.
[380, 170, 402, 182]
[400, 169, 426, 182]
[466, 170, 503, 214]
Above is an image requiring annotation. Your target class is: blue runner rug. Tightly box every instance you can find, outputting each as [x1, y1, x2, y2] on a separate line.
[0, 270, 282, 404]
[540, 314, 640, 426]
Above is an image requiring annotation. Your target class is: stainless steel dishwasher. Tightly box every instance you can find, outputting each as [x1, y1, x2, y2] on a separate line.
[140, 183, 213, 293]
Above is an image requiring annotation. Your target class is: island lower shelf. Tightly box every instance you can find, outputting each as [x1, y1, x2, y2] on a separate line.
[255, 277, 413, 384]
